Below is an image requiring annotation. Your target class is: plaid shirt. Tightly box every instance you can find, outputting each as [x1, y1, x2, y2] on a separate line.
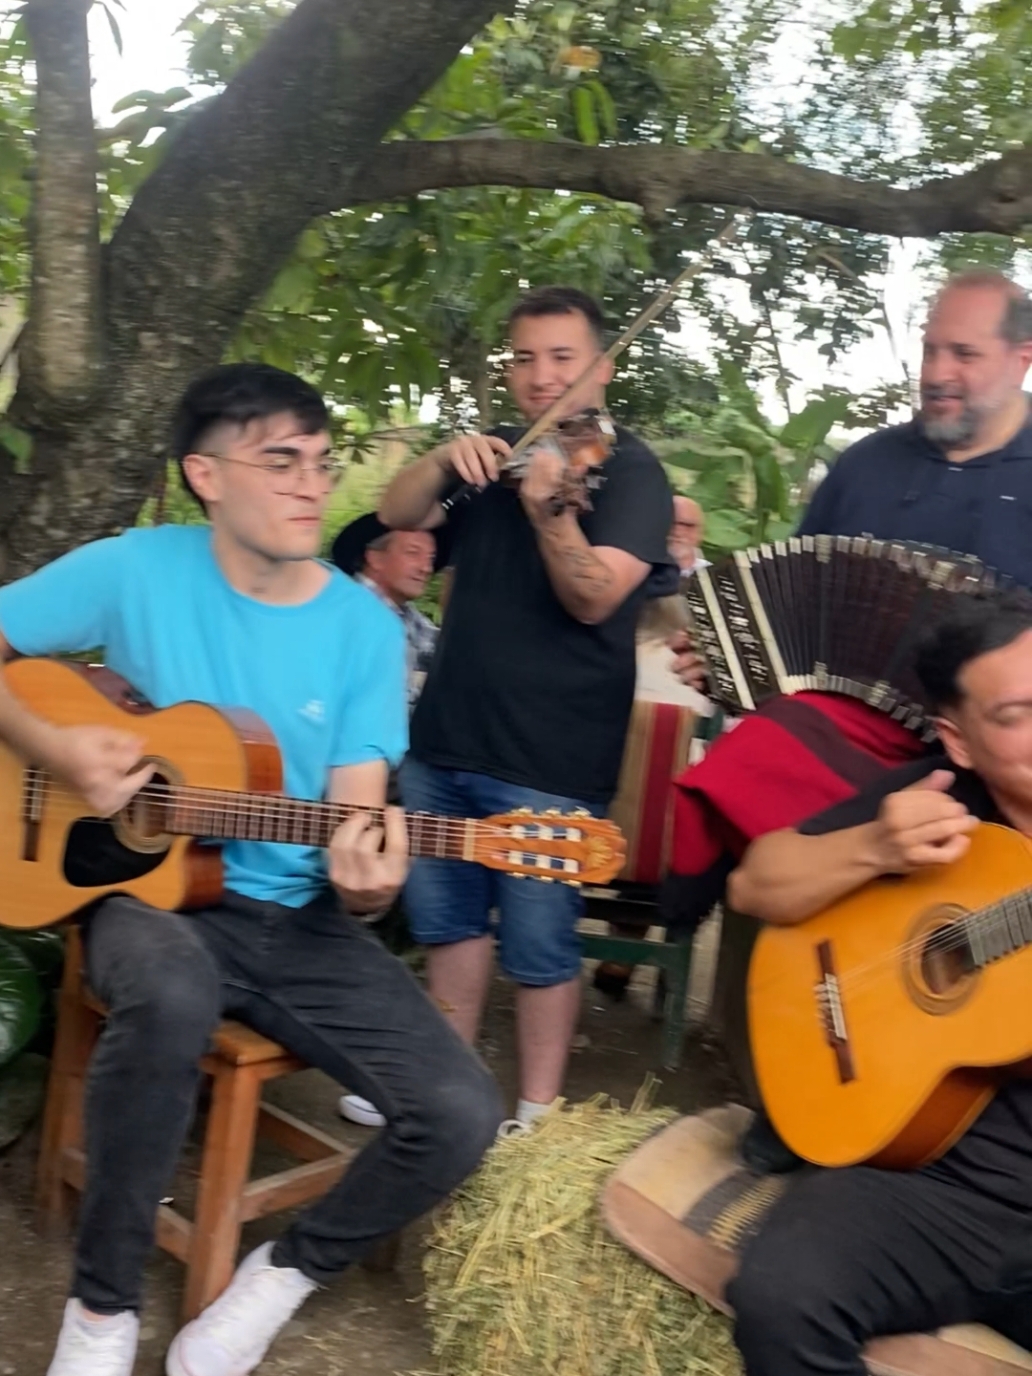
[358, 575, 438, 710]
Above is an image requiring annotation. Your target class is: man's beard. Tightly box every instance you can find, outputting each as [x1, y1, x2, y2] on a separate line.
[918, 388, 982, 448]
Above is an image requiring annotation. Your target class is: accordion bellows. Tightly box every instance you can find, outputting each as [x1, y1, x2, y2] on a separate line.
[683, 536, 1007, 740]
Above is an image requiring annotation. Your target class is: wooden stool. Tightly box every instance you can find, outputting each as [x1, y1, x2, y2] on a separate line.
[36, 928, 394, 1320]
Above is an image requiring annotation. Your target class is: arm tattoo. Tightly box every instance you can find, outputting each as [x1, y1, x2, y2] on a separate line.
[550, 538, 614, 592]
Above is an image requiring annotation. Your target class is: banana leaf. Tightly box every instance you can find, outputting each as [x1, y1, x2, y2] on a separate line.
[0, 933, 43, 1069]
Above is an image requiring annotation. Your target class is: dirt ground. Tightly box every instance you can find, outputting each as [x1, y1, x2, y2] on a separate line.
[0, 926, 736, 1376]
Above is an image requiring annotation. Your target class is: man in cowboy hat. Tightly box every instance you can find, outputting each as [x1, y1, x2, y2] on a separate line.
[331, 513, 450, 710]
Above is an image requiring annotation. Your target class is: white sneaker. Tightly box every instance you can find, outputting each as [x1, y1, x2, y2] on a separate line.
[47, 1299, 139, 1375]
[338, 1093, 386, 1128]
[165, 1242, 316, 1376]
[496, 1118, 530, 1140]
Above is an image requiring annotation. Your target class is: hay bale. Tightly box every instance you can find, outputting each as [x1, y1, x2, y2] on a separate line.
[423, 1090, 741, 1376]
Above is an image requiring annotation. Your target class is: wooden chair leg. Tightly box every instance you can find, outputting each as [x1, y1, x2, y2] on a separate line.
[182, 1063, 262, 1321]
[659, 940, 693, 1073]
[36, 990, 101, 1234]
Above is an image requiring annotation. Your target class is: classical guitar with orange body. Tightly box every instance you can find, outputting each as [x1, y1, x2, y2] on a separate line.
[0, 659, 626, 931]
[749, 822, 1032, 1171]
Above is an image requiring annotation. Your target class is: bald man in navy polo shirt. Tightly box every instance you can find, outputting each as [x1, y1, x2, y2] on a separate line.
[665, 272, 1032, 1046]
[799, 269, 1032, 581]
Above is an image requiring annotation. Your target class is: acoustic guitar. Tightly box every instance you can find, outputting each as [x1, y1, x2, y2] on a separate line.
[0, 659, 626, 931]
[748, 822, 1032, 1170]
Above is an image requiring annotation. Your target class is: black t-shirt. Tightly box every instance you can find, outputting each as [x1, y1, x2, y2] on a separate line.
[799, 756, 1032, 1209]
[409, 424, 674, 803]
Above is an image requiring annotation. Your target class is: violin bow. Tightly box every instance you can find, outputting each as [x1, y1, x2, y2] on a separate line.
[505, 214, 747, 468]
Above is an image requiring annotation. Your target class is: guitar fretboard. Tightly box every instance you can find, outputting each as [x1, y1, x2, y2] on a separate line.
[962, 886, 1032, 968]
[164, 787, 473, 860]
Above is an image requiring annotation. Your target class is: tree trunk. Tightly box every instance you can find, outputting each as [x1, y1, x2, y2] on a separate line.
[0, 0, 510, 582]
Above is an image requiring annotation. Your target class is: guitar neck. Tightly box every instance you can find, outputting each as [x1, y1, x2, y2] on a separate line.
[963, 887, 1032, 969]
[165, 787, 473, 860]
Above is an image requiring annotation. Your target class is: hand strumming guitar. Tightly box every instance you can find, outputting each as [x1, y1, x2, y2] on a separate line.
[729, 768, 980, 927]
[328, 806, 409, 916]
[866, 769, 980, 874]
[47, 724, 156, 817]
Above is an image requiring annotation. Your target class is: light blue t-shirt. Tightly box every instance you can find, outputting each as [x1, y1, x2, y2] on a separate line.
[0, 525, 408, 907]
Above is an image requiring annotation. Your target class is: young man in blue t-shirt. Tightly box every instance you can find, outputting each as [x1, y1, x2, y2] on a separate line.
[0, 364, 502, 1376]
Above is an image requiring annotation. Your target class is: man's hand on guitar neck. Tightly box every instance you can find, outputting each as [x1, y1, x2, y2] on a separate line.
[728, 769, 979, 927]
[328, 807, 409, 917]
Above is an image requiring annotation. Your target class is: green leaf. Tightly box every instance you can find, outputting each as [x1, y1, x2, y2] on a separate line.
[779, 395, 852, 453]
[100, 2, 123, 56]
[586, 79, 618, 140]
[0, 419, 31, 472]
[4, 930, 64, 986]
[0, 934, 41, 1069]
[572, 85, 600, 145]
[264, 262, 315, 313]
[702, 508, 753, 550]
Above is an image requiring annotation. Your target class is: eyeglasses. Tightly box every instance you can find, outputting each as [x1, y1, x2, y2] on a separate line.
[198, 453, 347, 491]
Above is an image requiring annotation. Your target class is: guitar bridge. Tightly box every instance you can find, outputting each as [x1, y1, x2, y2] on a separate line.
[21, 765, 47, 862]
[815, 939, 856, 1085]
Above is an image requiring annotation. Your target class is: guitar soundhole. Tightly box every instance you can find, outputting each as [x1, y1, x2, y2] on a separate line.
[62, 819, 168, 888]
[903, 905, 977, 1015]
[61, 764, 177, 889]
[113, 762, 178, 855]
[921, 928, 973, 994]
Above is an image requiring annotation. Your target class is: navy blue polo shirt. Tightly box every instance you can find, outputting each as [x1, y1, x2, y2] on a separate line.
[797, 415, 1032, 587]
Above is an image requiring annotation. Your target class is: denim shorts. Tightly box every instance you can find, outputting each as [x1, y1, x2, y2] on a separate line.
[399, 757, 605, 986]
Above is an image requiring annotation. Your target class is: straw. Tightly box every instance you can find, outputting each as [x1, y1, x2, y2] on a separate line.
[421, 1085, 742, 1376]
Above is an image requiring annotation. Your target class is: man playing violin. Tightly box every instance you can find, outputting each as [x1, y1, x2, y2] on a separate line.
[0, 363, 502, 1376]
[380, 286, 675, 1129]
[724, 592, 1032, 1375]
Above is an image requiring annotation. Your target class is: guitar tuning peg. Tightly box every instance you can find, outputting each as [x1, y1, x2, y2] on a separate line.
[543, 807, 560, 817]
[562, 880, 582, 889]
[538, 877, 555, 884]
[514, 807, 533, 816]
[569, 808, 591, 818]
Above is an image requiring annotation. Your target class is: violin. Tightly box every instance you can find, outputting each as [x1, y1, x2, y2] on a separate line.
[500, 407, 617, 514]
[440, 215, 743, 518]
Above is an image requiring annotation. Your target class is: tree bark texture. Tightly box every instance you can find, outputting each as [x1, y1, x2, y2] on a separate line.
[349, 138, 1032, 239]
[1, 0, 509, 579]
[5, 0, 1032, 581]
[19, 0, 102, 422]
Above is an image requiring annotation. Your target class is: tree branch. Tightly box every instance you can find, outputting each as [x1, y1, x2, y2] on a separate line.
[20, 0, 102, 420]
[104, 0, 511, 382]
[343, 139, 1032, 239]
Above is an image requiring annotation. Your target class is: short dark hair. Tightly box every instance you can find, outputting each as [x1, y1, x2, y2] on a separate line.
[940, 270, 1032, 347]
[915, 591, 1032, 710]
[507, 286, 606, 347]
[171, 362, 329, 503]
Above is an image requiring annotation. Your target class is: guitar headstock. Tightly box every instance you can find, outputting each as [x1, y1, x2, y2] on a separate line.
[472, 809, 626, 885]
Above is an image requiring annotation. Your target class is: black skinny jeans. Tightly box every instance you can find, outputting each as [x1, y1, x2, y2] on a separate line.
[729, 1162, 1032, 1375]
[75, 890, 503, 1313]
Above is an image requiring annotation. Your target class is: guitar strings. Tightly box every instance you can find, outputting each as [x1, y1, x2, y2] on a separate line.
[25, 774, 594, 844]
[748, 909, 1027, 1003]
